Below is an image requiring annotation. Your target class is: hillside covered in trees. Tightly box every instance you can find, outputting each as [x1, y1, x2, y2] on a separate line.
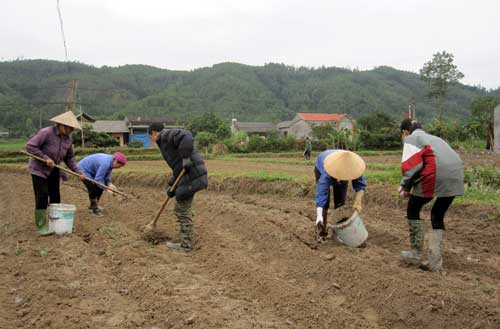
[1, 59, 499, 136]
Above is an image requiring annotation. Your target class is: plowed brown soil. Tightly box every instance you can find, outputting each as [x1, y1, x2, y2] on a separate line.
[1, 169, 499, 329]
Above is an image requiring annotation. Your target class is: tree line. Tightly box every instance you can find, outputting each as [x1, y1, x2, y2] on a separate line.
[2, 59, 499, 137]
[1, 57, 499, 151]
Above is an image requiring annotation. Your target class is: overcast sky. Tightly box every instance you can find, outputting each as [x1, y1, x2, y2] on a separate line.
[1, 0, 499, 89]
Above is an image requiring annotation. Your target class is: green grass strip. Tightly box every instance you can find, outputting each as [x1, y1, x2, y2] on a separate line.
[366, 163, 400, 171]
[456, 188, 500, 205]
[209, 171, 309, 183]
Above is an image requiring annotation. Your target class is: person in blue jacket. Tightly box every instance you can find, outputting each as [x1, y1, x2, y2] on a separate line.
[315, 150, 366, 240]
[78, 152, 127, 216]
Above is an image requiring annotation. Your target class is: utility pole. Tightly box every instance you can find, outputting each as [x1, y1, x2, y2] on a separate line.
[79, 104, 84, 147]
[65, 79, 78, 112]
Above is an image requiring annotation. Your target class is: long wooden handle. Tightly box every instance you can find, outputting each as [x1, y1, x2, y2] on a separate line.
[22, 150, 129, 198]
[148, 169, 186, 228]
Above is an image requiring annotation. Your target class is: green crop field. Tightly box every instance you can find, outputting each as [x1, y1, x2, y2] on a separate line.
[2, 148, 500, 205]
[0, 139, 26, 151]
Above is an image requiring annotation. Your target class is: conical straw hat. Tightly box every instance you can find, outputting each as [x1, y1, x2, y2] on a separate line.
[323, 150, 366, 180]
[50, 111, 82, 130]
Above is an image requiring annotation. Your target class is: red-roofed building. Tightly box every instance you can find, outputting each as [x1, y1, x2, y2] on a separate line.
[278, 112, 354, 138]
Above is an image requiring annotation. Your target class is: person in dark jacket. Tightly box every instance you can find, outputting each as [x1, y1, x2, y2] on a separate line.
[156, 128, 208, 252]
[399, 119, 464, 272]
[304, 137, 312, 160]
[25, 111, 84, 235]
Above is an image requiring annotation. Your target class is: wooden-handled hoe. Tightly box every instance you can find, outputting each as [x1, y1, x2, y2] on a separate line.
[143, 169, 185, 232]
[22, 151, 129, 198]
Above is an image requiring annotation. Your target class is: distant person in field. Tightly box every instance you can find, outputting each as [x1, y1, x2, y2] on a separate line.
[156, 128, 208, 252]
[399, 119, 464, 272]
[77, 152, 127, 217]
[314, 150, 366, 241]
[304, 137, 312, 160]
[25, 111, 85, 236]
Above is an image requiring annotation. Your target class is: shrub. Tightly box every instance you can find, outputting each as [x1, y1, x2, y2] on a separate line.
[360, 128, 401, 150]
[195, 132, 217, 148]
[128, 140, 144, 148]
[72, 126, 119, 148]
[224, 132, 249, 153]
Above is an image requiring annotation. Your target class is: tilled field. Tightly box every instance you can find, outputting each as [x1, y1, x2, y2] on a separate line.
[1, 170, 500, 329]
[120, 151, 500, 178]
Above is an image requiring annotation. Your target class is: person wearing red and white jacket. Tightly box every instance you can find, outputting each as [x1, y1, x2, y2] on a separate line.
[399, 119, 464, 272]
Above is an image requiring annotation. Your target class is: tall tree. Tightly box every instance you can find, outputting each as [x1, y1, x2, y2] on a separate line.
[420, 51, 464, 130]
[470, 96, 500, 150]
[186, 112, 231, 140]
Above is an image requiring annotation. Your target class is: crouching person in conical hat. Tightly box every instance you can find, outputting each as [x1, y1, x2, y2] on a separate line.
[77, 152, 127, 217]
[25, 111, 85, 235]
[399, 119, 464, 272]
[314, 149, 367, 241]
[156, 128, 208, 252]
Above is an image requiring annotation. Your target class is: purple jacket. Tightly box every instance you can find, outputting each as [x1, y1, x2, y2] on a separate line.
[26, 126, 81, 179]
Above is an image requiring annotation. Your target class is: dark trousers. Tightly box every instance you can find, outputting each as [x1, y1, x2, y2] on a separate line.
[407, 195, 455, 230]
[83, 180, 104, 200]
[314, 167, 348, 232]
[31, 169, 61, 210]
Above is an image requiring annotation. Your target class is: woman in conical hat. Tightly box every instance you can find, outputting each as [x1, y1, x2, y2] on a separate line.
[25, 111, 84, 236]
[314, 149, 366, 240]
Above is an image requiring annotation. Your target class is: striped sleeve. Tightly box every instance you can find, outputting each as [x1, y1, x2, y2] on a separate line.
[400, 142, 424, 190]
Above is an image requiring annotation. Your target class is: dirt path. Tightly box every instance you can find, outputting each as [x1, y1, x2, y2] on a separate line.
[1, 172, 499, 329]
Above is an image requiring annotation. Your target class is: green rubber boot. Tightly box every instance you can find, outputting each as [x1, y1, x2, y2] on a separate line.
[400, 220, 424, 265]
[35, 209, 53, 236]
[166, 223, 193, 252]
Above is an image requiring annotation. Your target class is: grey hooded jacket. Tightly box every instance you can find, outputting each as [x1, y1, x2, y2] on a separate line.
[401, 129, 464, 198]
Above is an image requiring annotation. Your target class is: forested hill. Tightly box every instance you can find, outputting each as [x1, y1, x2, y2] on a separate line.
[1, 59, 498, 136]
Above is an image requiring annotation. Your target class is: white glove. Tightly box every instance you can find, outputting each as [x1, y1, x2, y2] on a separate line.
[316, 207, 324, 226]
[398, 186, 410, 198]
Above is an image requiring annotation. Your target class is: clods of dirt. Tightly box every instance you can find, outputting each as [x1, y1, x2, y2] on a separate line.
[141, 230, 171, 244]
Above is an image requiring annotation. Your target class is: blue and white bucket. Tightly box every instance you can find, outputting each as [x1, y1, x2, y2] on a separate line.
[48, 203, 76, 235]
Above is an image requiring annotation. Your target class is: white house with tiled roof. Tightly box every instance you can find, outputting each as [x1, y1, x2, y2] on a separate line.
[277, 113, 354, 138]
[231, 119, 276, 136]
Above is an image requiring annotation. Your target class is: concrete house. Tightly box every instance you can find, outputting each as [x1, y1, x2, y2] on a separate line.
[75, 113, 180, 147]
[76, 113, 129, 147]
[90, 121, 129, 147]
[127, 116, 178, 147]
[231, 119, 276, 137]
[278, 113, 354, 138]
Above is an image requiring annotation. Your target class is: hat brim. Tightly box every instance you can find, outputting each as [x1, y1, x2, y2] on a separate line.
[323, 151, 366, 180]
[50, 111, 82, 130]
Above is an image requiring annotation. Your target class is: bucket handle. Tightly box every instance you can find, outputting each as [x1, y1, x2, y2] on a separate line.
[48, 214, 61, 220]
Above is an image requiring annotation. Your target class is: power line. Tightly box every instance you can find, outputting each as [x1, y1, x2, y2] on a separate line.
[56, 0, 69, 62]
[14, 86, 129, 93]
[0, 102, 92, 107]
